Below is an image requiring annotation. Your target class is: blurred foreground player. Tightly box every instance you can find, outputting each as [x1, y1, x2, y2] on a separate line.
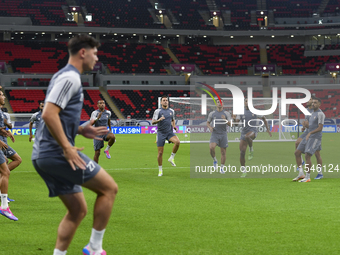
[31, 34, 118, 255]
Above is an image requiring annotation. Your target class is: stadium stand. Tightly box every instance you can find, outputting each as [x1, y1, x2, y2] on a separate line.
[0, 0, 76, 26]
[267, 0, 320, 18]
[0, 41, 68, 73]
[81, 0, 164, 29]
[0, 41, 172, 74]
[161, 0, 215, 30]
[99, 43, 172, 74]
[5, 89, 116, 121]
[5, 89, 46, 113]
[170, 44, 261, 75]
[84, 90, 117, 120]
[107, 90, 191, 119]
[267, 44, 340, 74]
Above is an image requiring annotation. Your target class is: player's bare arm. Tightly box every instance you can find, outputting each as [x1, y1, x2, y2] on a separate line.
[42, 102, 86, 170]
[4, 118, 12, 130]
[0, 139, 8, 150]
[28, 121, 34, 142]
[0, 127, 7, 137]
[221, 114, 232, 127]
[152, 115, 165, 125]
[306, 123, 323, 140]
[172, 119, 178, 132]
[90, 111, 103, 126]
[261, 116, 272, 137]
[78, 125, 108, 140]
[6, 129, 15, 143]
[207, 121, 214, 132]
[108, 116, 111, 130]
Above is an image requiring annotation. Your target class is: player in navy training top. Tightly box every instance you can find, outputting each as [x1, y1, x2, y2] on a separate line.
[90, 100, 116, 163]
[29, 101, 44, 142]
[31, 34, 118, 255]
[152, 95, 180, 176]
[234, 98, 272, 177]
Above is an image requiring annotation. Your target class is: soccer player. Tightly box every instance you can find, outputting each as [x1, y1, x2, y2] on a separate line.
[90, 100, 115, 163]
[31, 34, 118, 255]
[234, 98, 272, 177]
[0, 105, 22, 202]
[294, 96, 323, 179]
[293, 97, 325, 182]
[207, 99, 232, 174]
[152, 95, 180, 177]
[29, 101, 44, 142]
[0, 91, 18, 220]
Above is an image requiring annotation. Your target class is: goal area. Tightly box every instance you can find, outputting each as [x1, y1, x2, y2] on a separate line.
[158, 97, 296, 143]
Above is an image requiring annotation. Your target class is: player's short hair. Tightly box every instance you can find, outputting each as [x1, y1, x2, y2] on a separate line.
[2, 107, 7, 113]
[313, 97, 321, 103]
[68, 34, 101, 56]
[161, 95, 168, 100]
[97, 100, 105, 104]
[39, 101, 44, 105]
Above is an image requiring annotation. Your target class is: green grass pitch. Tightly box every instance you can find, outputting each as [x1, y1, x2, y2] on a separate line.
[2, 133, 340, 255]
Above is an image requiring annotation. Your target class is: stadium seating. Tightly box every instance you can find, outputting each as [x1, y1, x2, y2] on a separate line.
[322, 0, 340, 16]
[4, 88, 339, 119]
[170, 44, 260, 75]
[84, 90, 117, 120]
[0, 0, 76, 26]
[5, 89, 117, 121]
[6, 89, 46, 113]
[216, 0, 257, 30]
[107, 90, 191, 119]
[99, 43, 172, 74]
[161, 0, 215, 30]
[267, 44, 340, 74]
[0, 41, 171, 74]
[267, 0, 320, 18]
[0, 41, 68, 73]
[81, 0, 164, 29]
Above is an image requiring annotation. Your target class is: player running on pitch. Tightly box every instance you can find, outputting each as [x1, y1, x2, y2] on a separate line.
[234, 98, 272, 177]
[152, 95, 180, 177]
[293, 97, 325, 182]
[207, 98, 232, 174]
[90, 100, 115, 163]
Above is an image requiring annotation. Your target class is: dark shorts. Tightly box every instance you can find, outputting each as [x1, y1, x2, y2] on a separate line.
[210, 133, 228, 148]
[3, 145, 17, 158]
[297, 137, 322, 156]
[157, 131, 176, 147]
[93, 131, 111, 151]
[32, 152, 101, 197]
[240, 130, 257, 141]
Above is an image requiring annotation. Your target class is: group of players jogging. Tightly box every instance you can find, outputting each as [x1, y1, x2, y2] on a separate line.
[0, 34, 326, 255]
[152, 94, 324, 182]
